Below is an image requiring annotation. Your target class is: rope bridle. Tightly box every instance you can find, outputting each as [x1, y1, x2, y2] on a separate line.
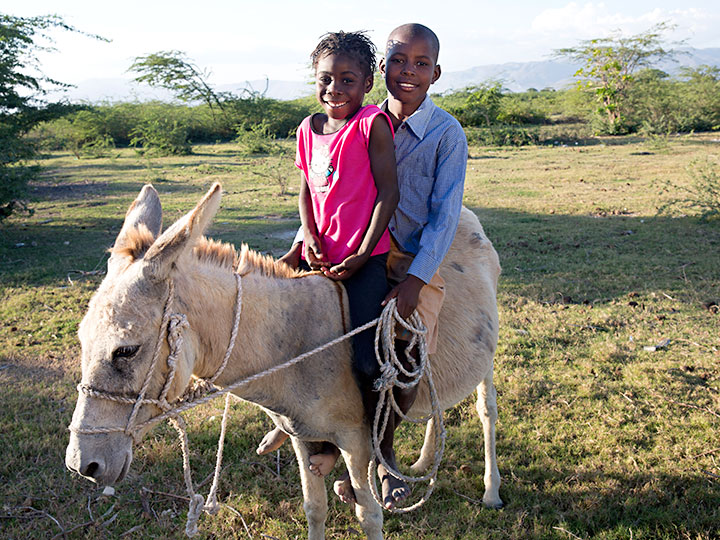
[69, 274, 243, 536]
[68, 271, 445, 536]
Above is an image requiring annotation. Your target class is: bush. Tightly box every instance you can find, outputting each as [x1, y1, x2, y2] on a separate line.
[657, 157, 720, 221]
[465, 124, 537, 146]
[130, 110, 192, 156]
[235, 120, 280, 155]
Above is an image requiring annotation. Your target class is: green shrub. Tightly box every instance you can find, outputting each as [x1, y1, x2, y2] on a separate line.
[235, 120, 280, 155]
[657, 157, 720, 220]
[465, 124, 537, 146]
[130, 112, 192, 156]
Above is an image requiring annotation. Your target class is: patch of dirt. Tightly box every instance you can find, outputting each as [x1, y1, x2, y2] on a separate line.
[0, 352, 78, 383]
[29, 180, 109, 201]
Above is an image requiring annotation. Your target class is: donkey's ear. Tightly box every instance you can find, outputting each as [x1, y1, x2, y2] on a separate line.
[142, 183, 223, 282]
[109, 185, 162, 273]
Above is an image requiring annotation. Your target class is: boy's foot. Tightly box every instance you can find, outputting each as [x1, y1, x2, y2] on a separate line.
[333, 471, 356, 504]
[256, 427, 289, 455]
[308, 444, 340, 477]
[379, 465, 411, 509]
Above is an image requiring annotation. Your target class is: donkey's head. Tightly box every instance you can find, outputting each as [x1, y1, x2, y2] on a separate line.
[65, 183, 222, 486]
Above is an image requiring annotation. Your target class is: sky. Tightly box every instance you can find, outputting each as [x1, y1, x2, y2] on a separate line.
[8, 0, 720, 88]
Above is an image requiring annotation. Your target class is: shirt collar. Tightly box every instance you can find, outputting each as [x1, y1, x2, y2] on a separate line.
[381, 95, 436, 140]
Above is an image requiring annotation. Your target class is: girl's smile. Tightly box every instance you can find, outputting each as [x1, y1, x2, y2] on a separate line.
[314, 52, 373, 133]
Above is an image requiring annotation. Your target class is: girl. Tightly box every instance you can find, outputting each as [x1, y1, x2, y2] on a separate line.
[260, 31, 399, 481]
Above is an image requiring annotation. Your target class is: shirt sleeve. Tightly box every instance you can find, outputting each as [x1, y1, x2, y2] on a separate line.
[407, 120, 467, 283]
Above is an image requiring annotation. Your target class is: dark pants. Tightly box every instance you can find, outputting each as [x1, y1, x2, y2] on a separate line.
[342, 253, 390, 391]
[300, 253, 390, 409]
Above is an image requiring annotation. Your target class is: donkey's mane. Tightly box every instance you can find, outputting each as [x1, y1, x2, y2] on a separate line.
[237, 243, 311, 278]
[191, 236, 310, 279]
[114, 225, 310, 279]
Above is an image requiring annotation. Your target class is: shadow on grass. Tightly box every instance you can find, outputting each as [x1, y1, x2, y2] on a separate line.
[27, 178, 203, 202]
[3, 199, 718, 299]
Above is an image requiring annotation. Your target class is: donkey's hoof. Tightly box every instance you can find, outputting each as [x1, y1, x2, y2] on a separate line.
[482, 495, 504, 509]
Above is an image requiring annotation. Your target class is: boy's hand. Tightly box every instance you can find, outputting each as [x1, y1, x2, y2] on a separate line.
[277, 242, 302, 269]
[383, 275, 425, 319]
[322, 253, 368, 281]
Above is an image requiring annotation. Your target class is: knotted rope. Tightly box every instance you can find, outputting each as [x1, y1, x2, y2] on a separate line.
[367, 298, 446, 513]
[70, 274, 243, 536]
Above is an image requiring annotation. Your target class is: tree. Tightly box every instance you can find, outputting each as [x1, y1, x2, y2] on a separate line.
[0, 13, 103, 221]
[555, 22, 679, 134]
[129, 51, 226, 118]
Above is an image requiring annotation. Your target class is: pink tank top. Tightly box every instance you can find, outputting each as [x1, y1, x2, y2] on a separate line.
[295, 105, 393, 264]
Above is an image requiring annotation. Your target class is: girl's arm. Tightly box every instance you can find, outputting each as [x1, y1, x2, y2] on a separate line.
[299, 172, 329, 269]
[325, 116, 398, 279]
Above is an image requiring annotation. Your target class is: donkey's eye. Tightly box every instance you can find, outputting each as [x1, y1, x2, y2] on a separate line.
[113, 345, 140, 359]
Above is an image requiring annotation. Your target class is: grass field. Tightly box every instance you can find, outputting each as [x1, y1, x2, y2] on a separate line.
[1, 134, 719, 539]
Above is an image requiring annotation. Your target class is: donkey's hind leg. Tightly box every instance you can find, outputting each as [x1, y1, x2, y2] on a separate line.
[337, 430, 383, 540]
[290, 437, 328, 540]
[476, 374, 503, 508]
[410, 417, 436, 473]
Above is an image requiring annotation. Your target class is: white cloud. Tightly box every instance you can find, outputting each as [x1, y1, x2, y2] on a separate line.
[531, 2, 720, 46]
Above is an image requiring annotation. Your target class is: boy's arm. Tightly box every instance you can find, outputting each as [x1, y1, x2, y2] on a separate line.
[325, 117, 398, 279]
[408, 123, 467, 282]
[384, 122, 467, 318]
[298, 173, 328, 269]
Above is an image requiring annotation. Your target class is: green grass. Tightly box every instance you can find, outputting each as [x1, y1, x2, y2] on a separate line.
[1, 136, 718, 539]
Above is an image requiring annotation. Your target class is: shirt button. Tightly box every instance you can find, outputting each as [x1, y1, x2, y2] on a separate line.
[400, 124, 406, 129]
[390, 226, 395, 231]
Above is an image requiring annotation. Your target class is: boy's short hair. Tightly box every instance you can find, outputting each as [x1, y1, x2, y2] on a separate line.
[311, 31, 377, 77]
[386, 23, 440, 63]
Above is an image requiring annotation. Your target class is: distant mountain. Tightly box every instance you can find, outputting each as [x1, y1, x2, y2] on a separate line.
[433, 47, 720, 93]
[53, 47, 720, 103]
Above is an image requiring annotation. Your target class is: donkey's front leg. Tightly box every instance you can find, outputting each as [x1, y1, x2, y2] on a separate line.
[290, 437, 328, 540]
[338, 430, 383, 540]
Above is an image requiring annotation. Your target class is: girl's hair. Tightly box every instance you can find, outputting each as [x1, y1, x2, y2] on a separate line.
[311, 31, 377, 77]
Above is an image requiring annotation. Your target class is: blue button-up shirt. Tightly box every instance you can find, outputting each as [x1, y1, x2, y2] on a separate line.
[382, 95, 468, 284]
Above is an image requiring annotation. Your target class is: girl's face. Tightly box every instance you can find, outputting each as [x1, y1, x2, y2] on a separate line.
[315, 53, 373, 123]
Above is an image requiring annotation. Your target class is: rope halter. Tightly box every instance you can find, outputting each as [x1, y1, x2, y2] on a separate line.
[68, 273, 243, 537]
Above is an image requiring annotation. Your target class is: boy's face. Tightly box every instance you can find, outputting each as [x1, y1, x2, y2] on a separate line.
[315, 53, 373, 122]
[380, 32, 441, 110]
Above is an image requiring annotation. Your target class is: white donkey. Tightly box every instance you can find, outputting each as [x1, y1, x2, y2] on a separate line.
[65, 183, 502, 539]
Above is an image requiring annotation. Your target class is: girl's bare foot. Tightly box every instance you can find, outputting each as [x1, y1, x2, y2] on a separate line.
[256, 427, 289, 455]
[308, 443, 340, 477]
[333, 471, 356, 504]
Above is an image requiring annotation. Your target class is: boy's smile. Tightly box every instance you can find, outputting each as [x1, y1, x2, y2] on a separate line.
[380, 29, 441, 119]
[314, 53, 373, 132]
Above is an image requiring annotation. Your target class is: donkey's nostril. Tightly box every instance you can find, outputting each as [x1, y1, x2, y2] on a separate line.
[82, 462, 100, 478]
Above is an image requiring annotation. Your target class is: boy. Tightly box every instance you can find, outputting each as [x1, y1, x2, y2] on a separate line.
[259, 23, 468, 510]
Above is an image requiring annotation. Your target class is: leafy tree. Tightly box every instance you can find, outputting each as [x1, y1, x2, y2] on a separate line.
[0, 13, 102, 220]
[555, 22, 679, 134]
[677, 65, 720, 131]
[129, 51, 226, 118]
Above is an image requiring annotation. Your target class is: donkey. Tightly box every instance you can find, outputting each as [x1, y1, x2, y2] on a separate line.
[65, 183, 502, 539]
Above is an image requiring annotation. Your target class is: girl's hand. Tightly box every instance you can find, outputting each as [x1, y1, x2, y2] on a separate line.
[322, 253, 367, 281]
[304, 236, 330, 270]
[382, 275, 425, 319]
